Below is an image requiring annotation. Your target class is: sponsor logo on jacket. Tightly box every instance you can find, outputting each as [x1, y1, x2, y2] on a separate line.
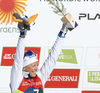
[22, 81, 42, 86]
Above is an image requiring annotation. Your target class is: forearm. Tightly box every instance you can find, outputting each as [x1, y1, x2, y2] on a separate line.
[10, 35, 25, 92]
[37, 34, 65, 86]
[14, 30, 26, 61]
[13, 37, 25, 69]
[50, 36, 65, 60]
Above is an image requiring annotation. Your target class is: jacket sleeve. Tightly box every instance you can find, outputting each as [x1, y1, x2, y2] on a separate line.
[37, 36, 65, 87]
[10, 37, 25, 92]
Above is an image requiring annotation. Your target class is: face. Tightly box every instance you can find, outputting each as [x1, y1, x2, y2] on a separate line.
[23, 61, 39, 77]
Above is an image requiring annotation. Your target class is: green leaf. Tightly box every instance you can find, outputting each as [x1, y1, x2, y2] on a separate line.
[53, 10, 59, 13]
[56, 0, 60, 7]
[57, 14, 63, 16]
[51, 7, 57, 11]
[61, 3, 64, 11]
[48, 0, 66, 16]
[56, 0, 59, 5]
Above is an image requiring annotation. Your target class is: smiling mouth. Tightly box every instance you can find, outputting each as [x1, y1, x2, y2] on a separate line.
[32, 71, 36, 74]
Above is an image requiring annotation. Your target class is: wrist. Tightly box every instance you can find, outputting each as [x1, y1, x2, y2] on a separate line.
[20, 30, 27, 38]
[19, 35, 25, 38]
[20, 30, 27, 35]
[58, 30, 67, 38]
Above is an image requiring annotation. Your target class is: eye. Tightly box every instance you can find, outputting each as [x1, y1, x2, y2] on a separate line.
[31, 65, 35, 67]
[31, 63, 39, 67]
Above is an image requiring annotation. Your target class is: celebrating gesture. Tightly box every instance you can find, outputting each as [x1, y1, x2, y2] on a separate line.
[10, 13, 78, 93]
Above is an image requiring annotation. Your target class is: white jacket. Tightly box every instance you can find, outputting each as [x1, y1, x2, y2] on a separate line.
[10, 36, 65, 92]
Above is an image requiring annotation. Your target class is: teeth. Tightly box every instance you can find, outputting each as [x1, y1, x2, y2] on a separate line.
[32, 71, 36, 74]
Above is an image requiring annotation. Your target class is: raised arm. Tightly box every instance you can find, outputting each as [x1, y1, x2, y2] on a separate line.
[38, 36, 65, 86]
[10, 33, 26, 92]
[37, 19, 78, 86]
[10, 13, 38, 92]
[37, 23, 69, 86]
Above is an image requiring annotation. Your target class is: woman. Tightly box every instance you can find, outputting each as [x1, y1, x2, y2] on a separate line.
[10, 15, 77, 93]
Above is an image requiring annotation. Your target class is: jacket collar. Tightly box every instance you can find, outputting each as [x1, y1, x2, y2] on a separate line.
[22, 71, 37, 79]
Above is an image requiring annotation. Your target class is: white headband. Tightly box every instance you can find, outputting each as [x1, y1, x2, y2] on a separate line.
[23, 55, 38, 67]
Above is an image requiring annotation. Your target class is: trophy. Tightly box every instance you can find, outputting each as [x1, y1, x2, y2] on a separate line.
[13, 13, 38, 31]
[48, 0, 78, 31]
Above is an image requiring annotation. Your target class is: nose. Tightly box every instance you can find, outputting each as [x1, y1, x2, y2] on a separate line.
[34, 65, 38, 71]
